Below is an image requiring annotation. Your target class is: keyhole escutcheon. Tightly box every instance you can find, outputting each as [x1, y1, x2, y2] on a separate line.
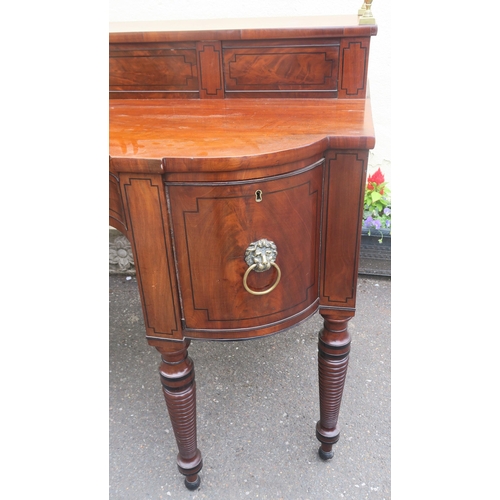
[255, 190, 263, 202]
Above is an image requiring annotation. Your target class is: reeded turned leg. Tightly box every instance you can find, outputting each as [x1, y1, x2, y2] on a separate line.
[316, 312, 351, 460]
[156, 340, 203, 490]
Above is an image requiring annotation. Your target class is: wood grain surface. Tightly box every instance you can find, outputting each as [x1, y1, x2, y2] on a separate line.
[109, 98, 375, 173]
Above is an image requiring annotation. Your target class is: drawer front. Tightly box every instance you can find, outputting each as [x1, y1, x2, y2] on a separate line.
[167, 161, 323, 333]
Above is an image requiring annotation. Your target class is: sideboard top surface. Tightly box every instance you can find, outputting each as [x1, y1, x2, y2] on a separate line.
[109, 15, 377, 42]
[109, 98, 375, 173]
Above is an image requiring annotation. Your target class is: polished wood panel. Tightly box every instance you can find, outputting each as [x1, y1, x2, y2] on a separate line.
[338, 37, 371, 98]
[119, 173, 182, 340]
[109, 42, 199, 99]
[197, 41, 223, 98]
[222, 40, 339, 98]
[320, 151, 368, 309]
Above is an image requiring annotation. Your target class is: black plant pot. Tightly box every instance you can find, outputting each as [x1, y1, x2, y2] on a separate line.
[358, 228, 391, 277]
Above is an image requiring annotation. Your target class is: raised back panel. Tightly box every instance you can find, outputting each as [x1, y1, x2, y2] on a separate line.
[222, 39, 339, 98]
[109, 42, 200, 99]
[338, 37, 371, 98]
[109, 19, 376, 99]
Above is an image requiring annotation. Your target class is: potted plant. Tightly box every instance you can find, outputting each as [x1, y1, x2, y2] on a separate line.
[359, 168, 391, 276]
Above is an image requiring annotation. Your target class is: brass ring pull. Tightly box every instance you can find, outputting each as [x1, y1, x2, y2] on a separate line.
[243, 238, 281, 296]
[243, 261, 281, 296]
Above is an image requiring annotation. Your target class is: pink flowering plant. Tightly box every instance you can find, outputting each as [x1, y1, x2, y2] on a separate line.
[363, 167, 391, 242]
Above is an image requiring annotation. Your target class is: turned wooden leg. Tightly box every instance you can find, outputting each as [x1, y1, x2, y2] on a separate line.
[156, 340, 203, 490]
[316, 312, 351, 460]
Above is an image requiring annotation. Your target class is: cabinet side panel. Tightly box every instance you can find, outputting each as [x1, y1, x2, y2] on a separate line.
[320, 151, 368, 308]
[121, 174, 183, 339]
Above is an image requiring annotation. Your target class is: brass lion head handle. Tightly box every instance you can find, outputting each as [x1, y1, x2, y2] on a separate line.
[244, 239, 277, 271]
[243, 239, 281, 295]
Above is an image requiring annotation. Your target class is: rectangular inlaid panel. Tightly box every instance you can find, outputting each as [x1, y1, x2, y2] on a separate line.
[121, 175, 182, 339]
[109, 42, 199, 97]
[338, 37, 370, 98]
[167, 161, 324, 331]
[320, 151, 368, 308]
[197, 41, 224, 98]
[222, 40, 339, 97]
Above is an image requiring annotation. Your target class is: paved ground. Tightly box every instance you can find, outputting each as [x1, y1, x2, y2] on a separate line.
[109, 275, 391, 499]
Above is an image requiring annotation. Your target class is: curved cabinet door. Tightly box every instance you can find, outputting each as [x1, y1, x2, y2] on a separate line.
[167, 160, 323, 337]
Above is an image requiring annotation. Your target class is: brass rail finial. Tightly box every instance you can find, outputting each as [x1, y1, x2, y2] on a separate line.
[359, 0, 376, 25]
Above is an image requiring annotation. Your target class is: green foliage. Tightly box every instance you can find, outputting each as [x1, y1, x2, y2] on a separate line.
[363, 168, 391, 242]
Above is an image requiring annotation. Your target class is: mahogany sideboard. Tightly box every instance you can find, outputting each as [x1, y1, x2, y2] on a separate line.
[109, 14, 377, 490]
